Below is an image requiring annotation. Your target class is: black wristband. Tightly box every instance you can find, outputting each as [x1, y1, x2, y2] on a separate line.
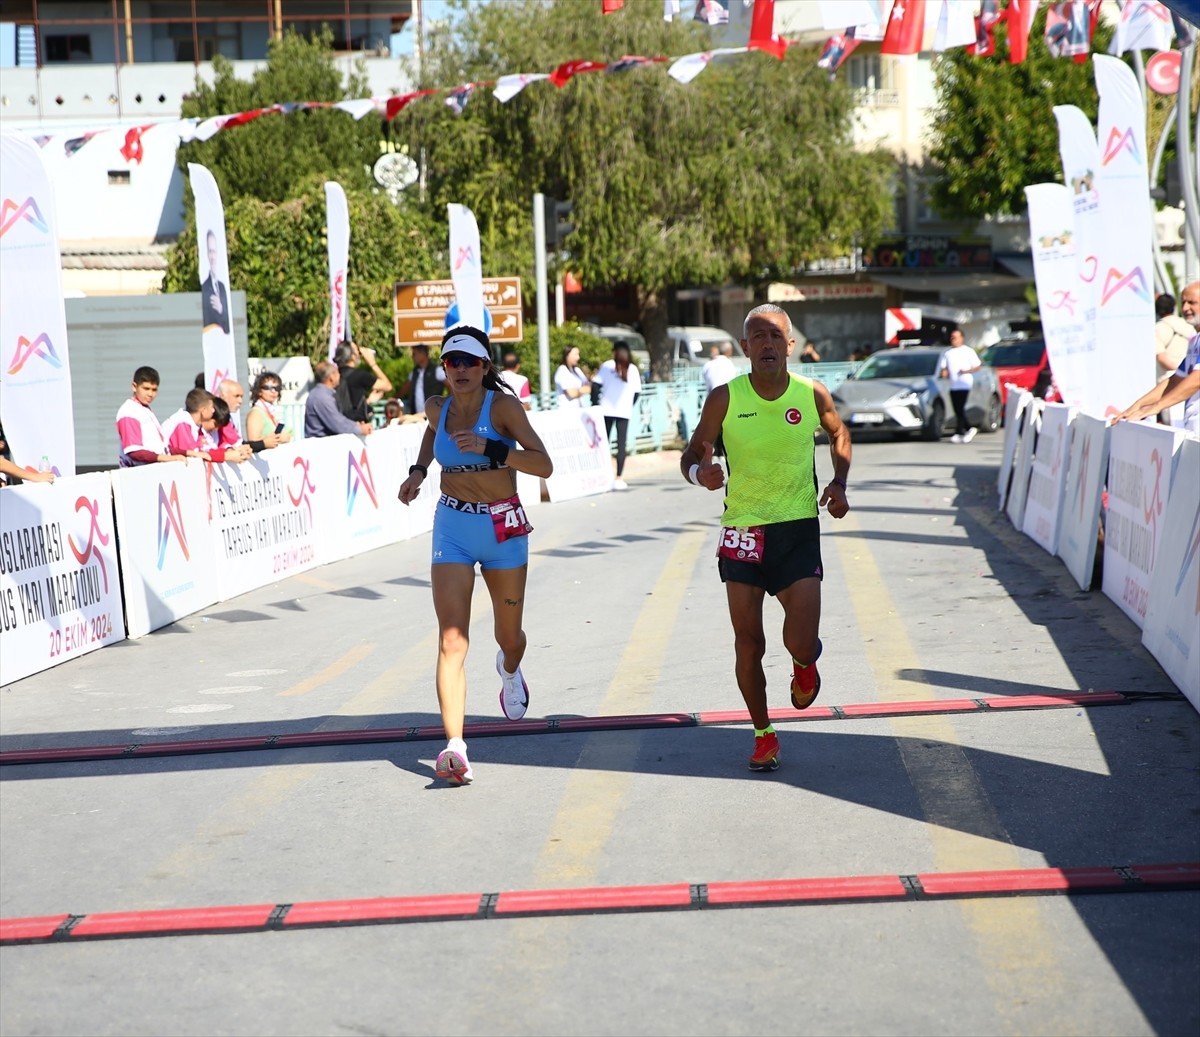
[409, 463, 428, 478]
[248, 439, 266, 453]
[483, 439, 510, 466]
[831, 477, 847, 489]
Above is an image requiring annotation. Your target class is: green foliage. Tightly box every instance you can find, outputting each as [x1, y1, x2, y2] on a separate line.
[407, 0, 895, 377]
[163, 187, 441, 361]
[177, 29, 380, 203]
[928, 11, 1115, 219]
[506, 322, 611, 399]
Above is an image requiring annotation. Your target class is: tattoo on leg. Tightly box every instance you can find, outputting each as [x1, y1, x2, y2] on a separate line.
[504, 597, 522, 606]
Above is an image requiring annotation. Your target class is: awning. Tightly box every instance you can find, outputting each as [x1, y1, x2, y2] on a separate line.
[868, 270, 1031, 303]
[997, 256, 1035, 280]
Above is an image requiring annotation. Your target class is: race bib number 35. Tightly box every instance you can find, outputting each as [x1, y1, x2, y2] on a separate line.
[490, 494, 534, 542]
[717, 525, 764, 563]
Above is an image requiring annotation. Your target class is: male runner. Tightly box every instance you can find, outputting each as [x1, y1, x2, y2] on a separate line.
[681, 304, 851, 771]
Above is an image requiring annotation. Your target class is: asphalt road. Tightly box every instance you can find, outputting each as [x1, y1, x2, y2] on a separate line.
[1, 433, 1198, 1037]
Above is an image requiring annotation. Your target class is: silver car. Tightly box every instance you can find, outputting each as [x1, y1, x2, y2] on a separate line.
[830, 347, 1001, 440]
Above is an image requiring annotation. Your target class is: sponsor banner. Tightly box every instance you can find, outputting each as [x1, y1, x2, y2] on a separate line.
[1102, 421, 1184, 628]
[998, 389, 1034, 510]
[766, 282, 886, 302]
[0, 473, 125, 685]
[1021, 402, 1075, 555]
[1025, 184, 1089, 409]
[447, 203, 485, 331]
[110, 460, 218, 638]
[1090, 57, 1155, 418]
[0, 132, 77, 478]
[324, 181, 350, 360]
[1142, 437, 1200, 710]
[207, 444, 321, 600]
[188, 163, 238, 396]
[1057, 413, 1111, 591]
[1005, 398, 1043, 530]
[1053, 105, 1101, 368]
[530, 406, 614, 502]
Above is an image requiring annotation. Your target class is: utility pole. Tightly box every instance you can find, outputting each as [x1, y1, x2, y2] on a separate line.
[534, 192, 551, 410]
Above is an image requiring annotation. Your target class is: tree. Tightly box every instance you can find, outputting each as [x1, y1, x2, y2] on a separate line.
[928, 11, 1115, 219]
[406, 0, 895, 378]
[177, 29, 381, 203]
[162, 183, 442, 362]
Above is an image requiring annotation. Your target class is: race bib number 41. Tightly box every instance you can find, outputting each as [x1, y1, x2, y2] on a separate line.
[490, 494, 533, 542]
[717, 525, 764, 563]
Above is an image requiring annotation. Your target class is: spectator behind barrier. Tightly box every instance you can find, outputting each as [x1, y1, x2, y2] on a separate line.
[116, 366, 185, 467]
[304, 361, 372, 439]
[245, 371, 293, 451]
[201, 398, 252, 462]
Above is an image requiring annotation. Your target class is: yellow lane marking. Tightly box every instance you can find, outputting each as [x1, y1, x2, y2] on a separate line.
[277, 644, 376, 698]
[831, 512, 1071, 1035]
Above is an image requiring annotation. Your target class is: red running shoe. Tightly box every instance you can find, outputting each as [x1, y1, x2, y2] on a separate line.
[748, 731, 780, 772]
[790, 638, 823, 710]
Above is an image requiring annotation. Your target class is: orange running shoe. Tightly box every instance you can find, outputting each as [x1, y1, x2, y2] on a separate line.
[790, 638, 823, 710]
[748, 730, 780, 772]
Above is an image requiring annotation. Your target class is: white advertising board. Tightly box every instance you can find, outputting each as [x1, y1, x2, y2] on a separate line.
[207, 443, 323, 600]
[0, 473, 125, 685]
[1142, 437, 1200, 710]
[1021, 403, 1075, 555]
[1006, 398, 1043, 530]
[110, 460, 218, 638]
[1102, 421, 1184, 628]
[1056, 413, 1111, 591]
[998, 389, 1033, 510]
[530, 407, 614, 502]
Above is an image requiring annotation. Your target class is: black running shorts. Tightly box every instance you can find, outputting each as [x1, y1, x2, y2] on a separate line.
[717, 516, 823, 597]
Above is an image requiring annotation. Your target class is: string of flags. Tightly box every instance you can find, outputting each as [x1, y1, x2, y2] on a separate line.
[20, 0, 1193, 163]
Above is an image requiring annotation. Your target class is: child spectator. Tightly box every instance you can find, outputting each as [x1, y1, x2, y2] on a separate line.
[201, 398, 252, 462]
[162, 388, 215, 459]
[116, 366, 183, 467]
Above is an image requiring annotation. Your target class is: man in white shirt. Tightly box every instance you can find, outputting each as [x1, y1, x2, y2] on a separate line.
[938, 329, 982, 443]
[499, 350, 532, 410]
[702, 340, 737, 395]
[1118, 281, 1200, 436]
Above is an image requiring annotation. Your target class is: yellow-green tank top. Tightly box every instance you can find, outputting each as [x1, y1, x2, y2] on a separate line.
[720, 373, 819, 526]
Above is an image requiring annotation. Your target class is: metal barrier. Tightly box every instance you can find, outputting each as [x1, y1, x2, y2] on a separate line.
[281, 362, 861, 454]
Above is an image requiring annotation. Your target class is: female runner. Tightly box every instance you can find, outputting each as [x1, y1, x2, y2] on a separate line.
[398, 326, 554, 785]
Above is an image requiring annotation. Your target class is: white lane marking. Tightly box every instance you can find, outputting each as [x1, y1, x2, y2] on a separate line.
[165, 704, 234, 714]
[226, 668, 287, 677]
[197, 685, 262, 696]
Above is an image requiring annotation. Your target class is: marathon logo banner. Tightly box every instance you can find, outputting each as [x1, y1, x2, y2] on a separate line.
[0, 473, 125, 685]
[206, 444, 321, 601]
[531, 406, 614, 503]
[110, 461, 218, 638]
[1102, 421, 1184, 630]
[1056, 413, 1111, 592]
[1142, 437, 1200, 710]
[1021, 403, 1076, 556]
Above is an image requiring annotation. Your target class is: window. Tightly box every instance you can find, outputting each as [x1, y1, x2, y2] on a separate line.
[45, 34, 92, 63]
[107, 171, 131, 186]
[846, 53, 881, 92]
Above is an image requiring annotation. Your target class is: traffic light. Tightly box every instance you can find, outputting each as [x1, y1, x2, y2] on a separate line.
[543, 195, 575, 248]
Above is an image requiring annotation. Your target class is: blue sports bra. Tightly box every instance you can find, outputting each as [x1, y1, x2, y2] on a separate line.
[434, 390, 517, 472]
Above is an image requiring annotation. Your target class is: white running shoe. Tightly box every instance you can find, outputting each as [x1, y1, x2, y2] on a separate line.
[950, 434, 963, 444]
[613, 478, 629, 491]
[435, 738, 473, 785]
[496, 649, 529, 721]
[963, 427, 978, 443]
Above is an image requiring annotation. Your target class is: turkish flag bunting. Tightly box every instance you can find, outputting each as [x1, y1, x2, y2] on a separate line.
[748, 0, 786, 58]
[881, 0, 927, 56]
[120, 124, 155, 164]
[385, 90, 436, 120]
[1007, 0, 1040, 65]
[549, 60, 609, 87]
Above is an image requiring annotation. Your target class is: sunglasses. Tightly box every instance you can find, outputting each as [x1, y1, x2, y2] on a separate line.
[442, 354, 484, 369]
[262, 384, 282, 392]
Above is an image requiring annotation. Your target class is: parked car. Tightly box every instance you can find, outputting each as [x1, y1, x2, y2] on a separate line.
[579, 322, 651, 376]
[979, 337, 1060, 410]
[667, 325, 741, 367]
[831, 346, 1002, 440]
